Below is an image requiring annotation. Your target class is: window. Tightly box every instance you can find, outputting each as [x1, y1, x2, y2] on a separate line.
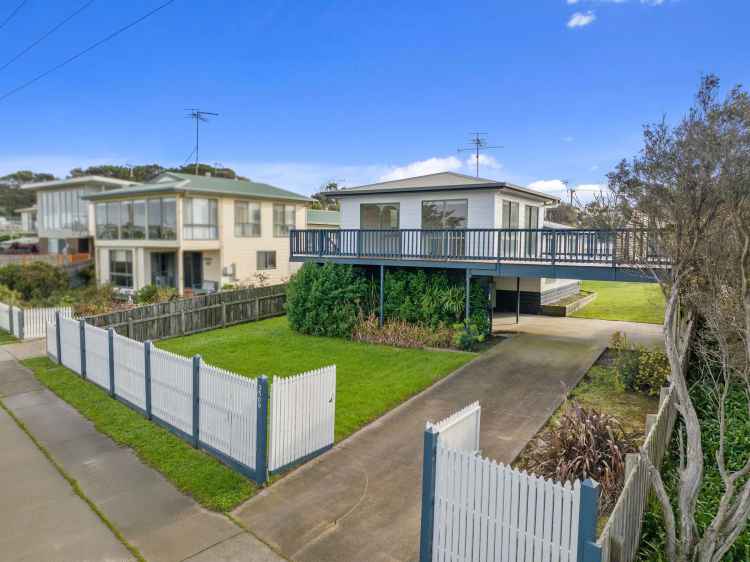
[257, 251, 277, 270]
[96, 201, 121, 240]
[146, 197, 177, 240]
[525, 205, 540, 256]
[273, 204, 296, 237]
[109, 249, 133, 288]
[120, 200, 147, 240]
[421, 199, 468, 229]
[502, 200, 520, 228]
[235, 201, 261, 237]
[360, 203, 400, 229]
[525, 205, 539, 229]
[183, 198, 218, 240]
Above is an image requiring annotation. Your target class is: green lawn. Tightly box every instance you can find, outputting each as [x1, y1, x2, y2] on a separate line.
[158, 316, 476, 441]
[21, 357, 255, 512]
[0, 329, 17, 345]
[570, 281, 665, 324]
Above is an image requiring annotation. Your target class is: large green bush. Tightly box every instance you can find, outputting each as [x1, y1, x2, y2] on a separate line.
[0, 262, 69, 303]
[286, 263, 370, 337]
[286, 263, 491, 340]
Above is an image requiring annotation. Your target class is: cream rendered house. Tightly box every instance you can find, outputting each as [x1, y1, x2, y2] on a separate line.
[84, 172, 310, 295]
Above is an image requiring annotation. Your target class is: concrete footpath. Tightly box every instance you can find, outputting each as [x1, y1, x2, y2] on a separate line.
[233, 316, 662, 562]
[0, 344, 283, 562]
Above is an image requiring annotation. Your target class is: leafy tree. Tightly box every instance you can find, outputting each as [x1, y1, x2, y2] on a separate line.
[545, 202, 580, 226]
[311, 181, 340, 210]
[0, 170, 55, 217]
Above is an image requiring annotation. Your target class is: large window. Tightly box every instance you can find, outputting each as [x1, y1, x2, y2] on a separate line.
[183, 198, 218, 240]
[257, 251, 277, 270]
[147, 197, 177, 240]
[421, 199, 468, 229]
[38, 188, 95, 233]
[273, 204, 296, 237]
[121, 200, 146, 240]
[109, 249, 133, 289]
[96, 201, 121, 240]
[360, 203, 400, 229]
[502, 200, 520, 228]
[95, 198, 175, 241]
[235, 201, 261, 237]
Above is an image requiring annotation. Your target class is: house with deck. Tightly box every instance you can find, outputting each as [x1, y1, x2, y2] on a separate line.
[84, 172, 311, 295]
[289, 172, 665, 323]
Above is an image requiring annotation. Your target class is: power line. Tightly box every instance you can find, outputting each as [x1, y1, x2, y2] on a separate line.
[0, 0, 177, 103]
[0, 0, 28, 32]
[0, 0, 96, 73]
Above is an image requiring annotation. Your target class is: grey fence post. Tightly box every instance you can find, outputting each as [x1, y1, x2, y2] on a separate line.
[577, 479, 603, 562]
[192, 355, 201, 448]
[9, 304, 14, 336]
[79, 319, 87, 379]
[419, 426, 439, 562]
[55, 311, 62, 364]
[255, 375, 269, 485]
[144, 341, 152, 420]
[107, 328, 115, 397]
[17, 309, 24, 340]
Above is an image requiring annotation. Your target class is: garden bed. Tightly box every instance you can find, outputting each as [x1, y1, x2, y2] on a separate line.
[541, 290, 597, 317]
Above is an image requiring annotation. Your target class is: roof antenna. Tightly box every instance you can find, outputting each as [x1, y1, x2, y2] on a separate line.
[185, 108, 218, 175]
[457, 132, 502, 177]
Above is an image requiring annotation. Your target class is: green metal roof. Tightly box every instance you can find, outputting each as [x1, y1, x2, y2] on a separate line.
[83, 172, 310, 203]
[306, 209, 341, 226]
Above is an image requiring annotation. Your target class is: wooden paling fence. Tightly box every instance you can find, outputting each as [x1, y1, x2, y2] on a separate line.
[46, 313, 336, 484]
[420, 403, 602, 562]
[84, 284, 287, 342]
[597, 386, 677, 562]
[0, 301, 73, 339]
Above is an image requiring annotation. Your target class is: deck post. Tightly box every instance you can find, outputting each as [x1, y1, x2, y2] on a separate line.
[465, 269, 471, 323]
[516, 276, 521, 324]
[418, 426, 438, 562]
[379, 265, 385, 328]
[577, 479, 603, 562]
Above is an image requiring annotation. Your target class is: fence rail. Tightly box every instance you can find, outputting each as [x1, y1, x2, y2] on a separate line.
[84, 284, 287, 341]
[597, 386, 677, 562]
[0, 301, 73, 339]
[290, 228, 669, 267]
[45, 313, 336, 484]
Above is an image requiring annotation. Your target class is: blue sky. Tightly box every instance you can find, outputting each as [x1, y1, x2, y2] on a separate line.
[0, 0, 747, 199]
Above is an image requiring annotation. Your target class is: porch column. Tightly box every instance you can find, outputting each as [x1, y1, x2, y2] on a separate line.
[515, 276, 521, 324]
[465, 269, 471, 323]
[177, 248, 184, 296]
[379, 265, 384, 328]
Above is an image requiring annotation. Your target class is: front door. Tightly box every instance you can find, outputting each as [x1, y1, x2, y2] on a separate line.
[183, 252, 203, 290]
[151, 252, 176, 288]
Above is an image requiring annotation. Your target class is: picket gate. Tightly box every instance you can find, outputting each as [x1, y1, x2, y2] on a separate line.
[268, 365, 336, 473]
[149, 346, 194, 437]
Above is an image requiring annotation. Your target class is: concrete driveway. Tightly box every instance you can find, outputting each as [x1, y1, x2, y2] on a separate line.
[234, 316, 662, 561]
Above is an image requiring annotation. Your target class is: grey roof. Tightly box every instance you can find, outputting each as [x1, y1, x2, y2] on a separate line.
[83, 172, 310, 203]
[306, 209, 341, 226]
[327, 171, 559, 203]
[22, 175, 138, 191]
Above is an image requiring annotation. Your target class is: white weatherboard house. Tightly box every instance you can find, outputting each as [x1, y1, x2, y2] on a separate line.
[310, 172, 581, 314]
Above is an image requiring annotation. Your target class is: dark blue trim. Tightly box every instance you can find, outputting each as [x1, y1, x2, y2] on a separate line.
[144, 341, 152, 420]
[269, 443, 333, 476]
[114, 394, 147, 417]
[151, 413, 194, 443]
[9, 305, 14, 336]
[17, 310, 24, 340]
[464, 269, 471, 322]
[577, 479, 603, 562]
[255, 376, 269, 485]
[192, 355, 201, 448]
[55, 312, 62, 365]
[379, 265, 384, 327]
[198, 440, 261, 482]
[107, 328, 115, 397]
[419, 427, 438, 562]
[79, 319, 87, 379]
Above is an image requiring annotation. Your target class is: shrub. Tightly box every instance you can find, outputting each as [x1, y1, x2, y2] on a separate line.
[72, 285, 122, 317]
[609, 331, 670, 396]
[352, 315, 454, 349]
[452, 321, 486, 351]
[135, 284, 177, 305]
[0, 284, 21, 305]
[524, 400, 638, 513]
[0, 262, 69, 302]
[286, 263, 370, 338]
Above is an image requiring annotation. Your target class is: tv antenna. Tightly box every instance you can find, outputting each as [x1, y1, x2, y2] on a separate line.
[185, 108, 218, 175]
[457, 132, 502, 177]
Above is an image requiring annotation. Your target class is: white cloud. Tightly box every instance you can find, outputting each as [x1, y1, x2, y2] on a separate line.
[463, 153, 503, 171]
[566, 0, 580, 4]
[561, 136, 575, 143]
[590, 164, 600, 171]
[567, 10, 596, 27]
[528, 179, 568, 193]
[641, 0, 665, 5]
[378, 156, 463, 182]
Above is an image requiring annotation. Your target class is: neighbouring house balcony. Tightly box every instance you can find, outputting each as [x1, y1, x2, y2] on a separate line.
[290, 228, 669, 281]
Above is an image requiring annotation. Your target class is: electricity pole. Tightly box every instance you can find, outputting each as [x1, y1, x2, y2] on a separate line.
[457, 132, 502, 177]
[185, 108, 218, 175]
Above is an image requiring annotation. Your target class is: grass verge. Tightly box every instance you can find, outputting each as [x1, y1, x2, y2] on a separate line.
[22, 357, 255, 512]
[158, 316, 476, 441]
[0, 329, 17, 344]
[0, 399, 146, 562]
[571, 281, 665, 324]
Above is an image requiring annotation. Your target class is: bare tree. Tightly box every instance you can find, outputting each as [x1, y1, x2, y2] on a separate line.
[609, 75, 750, 561]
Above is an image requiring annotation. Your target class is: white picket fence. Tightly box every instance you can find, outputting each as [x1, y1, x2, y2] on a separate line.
[0, 302, 72, 339]
[268, 366, 337, 472]
[45, 316, 337, 484]
[421, 404, 602, 562]
[597, 386, 677, 562]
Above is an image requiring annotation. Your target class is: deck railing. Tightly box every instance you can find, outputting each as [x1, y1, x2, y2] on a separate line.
[290, 229, 669, 267]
